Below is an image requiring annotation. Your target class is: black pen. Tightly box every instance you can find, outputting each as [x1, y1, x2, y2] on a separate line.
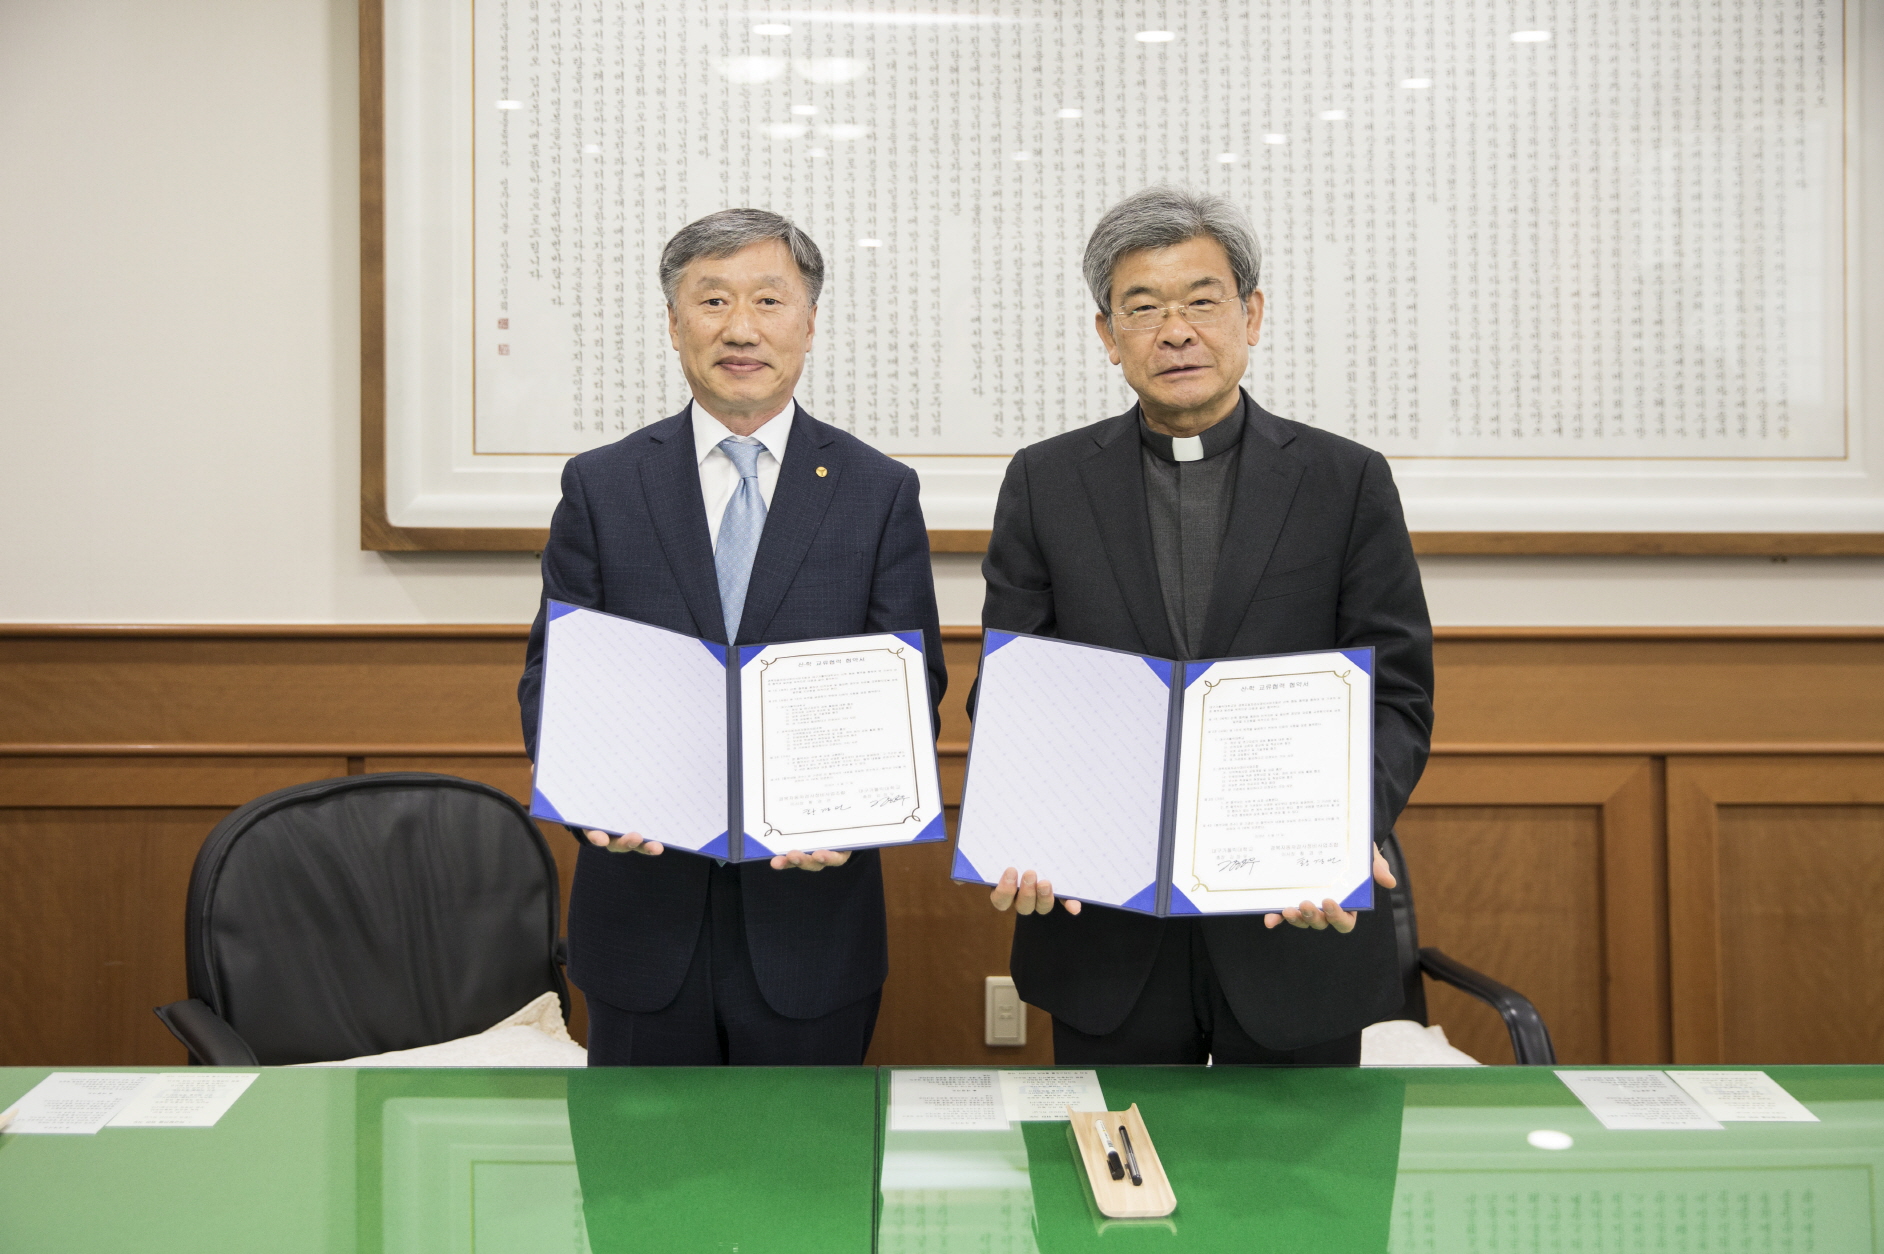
[1118, 1123, 1143, 1186]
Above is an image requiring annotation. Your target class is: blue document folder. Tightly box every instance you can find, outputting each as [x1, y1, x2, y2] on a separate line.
[531, 602, 946, 862]
[952, 631, 1375, 916]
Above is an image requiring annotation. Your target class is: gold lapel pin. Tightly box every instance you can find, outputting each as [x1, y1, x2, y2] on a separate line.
[816, 466, 828, 477]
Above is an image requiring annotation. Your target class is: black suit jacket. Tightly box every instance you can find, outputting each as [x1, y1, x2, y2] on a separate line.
[981, 393, 1433, 1049]
[520, 404, 946, 1020]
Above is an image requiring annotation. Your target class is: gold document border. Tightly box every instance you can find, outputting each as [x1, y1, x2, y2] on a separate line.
[1186, 668, 1357, 897]
[756, 647, 924, 842]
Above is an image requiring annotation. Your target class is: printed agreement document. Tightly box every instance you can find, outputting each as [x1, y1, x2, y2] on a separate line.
[889, 1071, 1011, 1132]
[531, 603, 944, 861]
[954, 632, 1374, 915]
[3, 1073, 150, 1134]
[1556, 1071, 1725, 1130]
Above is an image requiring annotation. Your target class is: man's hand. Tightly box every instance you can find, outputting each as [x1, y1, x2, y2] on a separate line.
[990, 868, 1082, 916]
[769, 849, 852, 872]
[1263, 845, 1397, 932]
[585, 829, 664, 856]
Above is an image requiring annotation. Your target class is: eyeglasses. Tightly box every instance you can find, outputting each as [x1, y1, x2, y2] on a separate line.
[1110, 297, 1240, 332]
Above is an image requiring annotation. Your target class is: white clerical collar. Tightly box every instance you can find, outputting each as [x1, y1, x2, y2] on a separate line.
[1170, 435, 1204, 462]
[690, 399, 795, 466]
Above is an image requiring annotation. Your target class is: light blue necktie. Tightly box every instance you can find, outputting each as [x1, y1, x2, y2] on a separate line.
[714, 436, 768, 642]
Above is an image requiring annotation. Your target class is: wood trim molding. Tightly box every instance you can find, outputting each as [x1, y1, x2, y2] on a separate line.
[941, 532, 1884, 557]
[348, 0, 1882, 561]
[0, 744, 528, 758]
[359, 522, 1884, 559]
[351, 0, 1882, 561]
[9, 741, 1877, 760]
[1412, 532, 1884, 556]
[2, 624, 1879, 642]
[0, 624, 535, 639]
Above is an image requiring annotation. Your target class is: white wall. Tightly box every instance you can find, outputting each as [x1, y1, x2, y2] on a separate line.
[2, 1, 1879, 627]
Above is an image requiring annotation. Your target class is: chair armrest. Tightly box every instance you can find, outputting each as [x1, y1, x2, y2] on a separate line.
[154, 999, 259, 1066]
[1418, 948, 1558, 1065]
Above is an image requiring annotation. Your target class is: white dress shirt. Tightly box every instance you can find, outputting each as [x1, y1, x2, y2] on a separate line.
[691, 399, 793, 550]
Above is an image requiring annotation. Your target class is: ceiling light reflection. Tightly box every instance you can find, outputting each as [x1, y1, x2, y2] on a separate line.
[1401, 77, 1433, 89]
[1216, 153, 1238, 164]
[1135, 30, 1175, 43]
[858, 239, 882, 247]
[496, 100, 523, 110]
[1527, 1130, 1574, 1150]
[790, 104, 818, 115]
[795, 57, 868, 82]
[719, 56, 787, 83]
[1320, 109, 1347, 121]
[1057, 107, 1083, 119]
[739, 10, 1018, 25]
[752, 23, 792, 35]
[1263, 134, 1288, 144]
[1510, 30, 1551, 42]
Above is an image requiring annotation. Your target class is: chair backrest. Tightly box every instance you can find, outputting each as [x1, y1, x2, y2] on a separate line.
[184, 773, 567, 1065]
[1376, 830, 1429, 1026]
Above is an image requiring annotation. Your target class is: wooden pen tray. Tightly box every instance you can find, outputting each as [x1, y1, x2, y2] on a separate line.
[1066, 1104, 1177, 1218]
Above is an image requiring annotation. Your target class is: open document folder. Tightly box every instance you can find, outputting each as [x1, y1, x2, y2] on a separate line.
[953, 631, 1374, 916]
[530, 602, 945, 861]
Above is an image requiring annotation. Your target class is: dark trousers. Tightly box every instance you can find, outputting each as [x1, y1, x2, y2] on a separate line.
[582, 860, 880, 1066]
[1050, 918, 1362, 1066]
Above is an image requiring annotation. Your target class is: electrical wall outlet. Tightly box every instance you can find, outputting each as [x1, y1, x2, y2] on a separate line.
[984, 976, 1026, 1046]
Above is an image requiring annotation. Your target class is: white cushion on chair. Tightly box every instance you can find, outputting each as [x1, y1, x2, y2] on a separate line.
[1360, 1019, 1481, 1066]
[298, 992, 589, 1068]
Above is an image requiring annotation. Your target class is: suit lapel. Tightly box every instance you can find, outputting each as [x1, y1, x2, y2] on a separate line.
[734, 405, 841, 644]
[639, 406, 728, 642]
[1077, 411, 1180, 659]
[1199, 396, 1304, 659]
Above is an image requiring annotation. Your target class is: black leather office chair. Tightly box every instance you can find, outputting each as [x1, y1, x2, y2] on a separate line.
[1378, 829, 1557, 1065]
[155, 773, 569, 1066]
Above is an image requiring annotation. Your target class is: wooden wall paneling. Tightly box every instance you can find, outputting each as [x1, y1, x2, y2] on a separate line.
[0, 756, 347, 807]
[1668, 756, 1884, 1066]
[868, 835, 1055, 1066]
[0, 753, 357, 1066]
[0, 634, 530, 746]
[1429, 634, 1884, 749]
[1598, 758, 1669, 1064]
[1398, 756, 1665, 1065]
[3, 627, 1881, 1070]
[868, 732, 1050, 1064]
[0, 808, 231, 1066]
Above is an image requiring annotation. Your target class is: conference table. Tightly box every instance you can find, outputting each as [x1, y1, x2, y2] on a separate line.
[1, 1063, 1877, 1251]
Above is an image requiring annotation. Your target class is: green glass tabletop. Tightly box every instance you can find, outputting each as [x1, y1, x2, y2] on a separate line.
[0, 1065, 878, 1254]
[3, 1065, 1880, 1252]
[877, 1065, 1884, 1254]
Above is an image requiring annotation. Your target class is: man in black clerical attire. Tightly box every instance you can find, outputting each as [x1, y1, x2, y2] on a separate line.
[980, 186, 1434, 1065]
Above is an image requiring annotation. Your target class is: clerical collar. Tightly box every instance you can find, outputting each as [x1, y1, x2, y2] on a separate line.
[1137, 399, 1246, 463]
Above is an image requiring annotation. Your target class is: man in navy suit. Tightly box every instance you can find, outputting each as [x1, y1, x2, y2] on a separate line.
[519, 209, 945, 1066]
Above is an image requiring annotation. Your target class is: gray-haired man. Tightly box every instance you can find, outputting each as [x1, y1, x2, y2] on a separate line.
[519, 208, 946, 1066]
[980, 187, 1434, 1064]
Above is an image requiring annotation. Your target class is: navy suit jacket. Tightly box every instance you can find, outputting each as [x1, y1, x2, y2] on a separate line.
[520, 403, 946, 1020]
[982, 394, 1434, 1049]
